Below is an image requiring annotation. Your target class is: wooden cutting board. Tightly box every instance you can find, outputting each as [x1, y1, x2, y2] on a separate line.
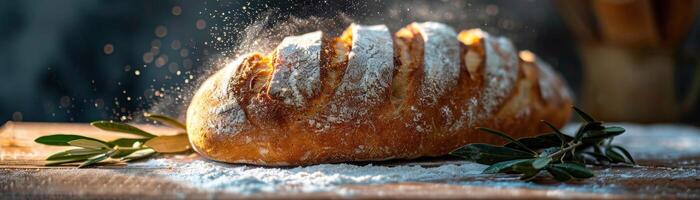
[1, 122, 699, 199]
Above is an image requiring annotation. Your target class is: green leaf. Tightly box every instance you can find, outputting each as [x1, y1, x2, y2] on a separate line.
[505, 133, 572, 151]
[483, 159, 532, 174]
[582, 151, 611, 163]
[108, 138, 149, 148]
[547, 166, 574, 182]
[573, 153, 587, 164]
[511, 159, 537, 173]
[78, 149, 119, 168]
[532, 157, 552, 169]
[546, 132, 574, 142]
[90, 121, 156, 138]
[46, 148, 106, 160]
[110, 147, 143, 158]
[603, 126, 625, 134]
[121, 148, 157, 162]
[573, 106, 596, 123]
[450, 144, 535, 165]
[35, 134, 108, 146]
[593, 145, 603, 154]
[551, 162, 594, 178]
[611, 145, 636, 164]
[581, 128, 624, 143]
[512, 161, 539, 181]
[45, 151, 71, 160]
[63, 148, 109, 156]
[67, 139, 110, 150]
[504, 137, 549, 151]
[605, 147, 627, 163]
[541, 121, 567, 148]
[574, 122, 604, 142]
[477, 127, 535, 154]
[539, 147, 560, 157]
[144, 112, 187, 130]
[45, 156, 92, 166]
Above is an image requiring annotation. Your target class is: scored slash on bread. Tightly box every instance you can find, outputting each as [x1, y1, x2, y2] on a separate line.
[323, 24, 394, 124]
[187, 22, 573, 166]
[268, 31, 323, 107]
[413, 22, 461, 105]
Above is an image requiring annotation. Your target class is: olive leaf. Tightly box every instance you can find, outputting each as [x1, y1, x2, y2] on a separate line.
[450, 144, 535, 165]
[581, 127, 624, 143]
[611, 145, 636, 164]
[144, 112, 187, 130]
[603, 127, 625, 134]
[78, 149, 119, 168]
[36, 113, 188, 168]
[512, 160, 539, 181]
[539, 147, 561, 157]
[511, 159, 536, 173]
[109, 138, 149, 148]
[483, 159, 533, 174]
[110, 147, 144, 158]
[541, 121, 567, 148]
[67, 139, 111, 150]
[551, 162, 594, 178]
[605, 148, 628, 163]
[573, 106, 596, 123]
[505, 133, 572, 151]
[532, 157, 552, 169]
[452, 106, 633, 182]
[477, 127, 536, 154]
[121, 148, 157, 162]
[546, 166, 574, 182]
[45, 155, 94, 166]
[46, 148, 106, 160]
[582, 151, 612, 163]
[574, 122, 604, 142]
[144, 133, 190, 153]
[90, 121, 156, 138]
[35, 134, 108, 146]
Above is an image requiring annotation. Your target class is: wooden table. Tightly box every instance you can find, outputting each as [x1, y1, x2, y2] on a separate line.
[2, 122, 699, 199]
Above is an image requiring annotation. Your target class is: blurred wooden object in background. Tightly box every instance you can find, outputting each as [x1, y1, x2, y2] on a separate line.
[555, 0, 700, 122]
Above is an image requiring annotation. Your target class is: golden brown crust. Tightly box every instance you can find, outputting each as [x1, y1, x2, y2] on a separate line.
[187, 22, 573, 166]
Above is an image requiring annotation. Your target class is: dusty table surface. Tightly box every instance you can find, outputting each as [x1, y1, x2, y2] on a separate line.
[1, 122, 700, 199]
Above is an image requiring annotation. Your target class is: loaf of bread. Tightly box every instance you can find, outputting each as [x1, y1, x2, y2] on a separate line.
[186, 22, 572, 166]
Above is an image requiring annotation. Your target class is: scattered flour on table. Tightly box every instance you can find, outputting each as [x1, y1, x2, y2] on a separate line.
[131, 159, 487, 195]
[129, 123, 700, 195]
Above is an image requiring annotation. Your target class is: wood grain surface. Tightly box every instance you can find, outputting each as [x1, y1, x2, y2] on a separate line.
[1, 122, 699, 199]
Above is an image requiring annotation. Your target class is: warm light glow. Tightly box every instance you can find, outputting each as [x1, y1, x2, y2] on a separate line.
[519, 50, 536, 63]
[103, 43, 114, 55]
[155, 25, 168, 38]
[196, 19, 207, 30]
[171, 5, 182, 16]
[458, 29, 485, 45]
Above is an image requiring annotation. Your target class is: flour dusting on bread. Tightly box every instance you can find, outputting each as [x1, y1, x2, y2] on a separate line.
[325, 24, 394, 124]
[209, 98, 249, 136]
[482, 31, 519, 116]
[269, 31, 323, 107]
[217, 54, 250, 99]
[187, 22, 572, 166]
[414, 22, 460, 105]
[208, 55, 252, 136]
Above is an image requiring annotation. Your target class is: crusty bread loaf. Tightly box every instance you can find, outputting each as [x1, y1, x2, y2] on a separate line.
[186, 22, 572, 166]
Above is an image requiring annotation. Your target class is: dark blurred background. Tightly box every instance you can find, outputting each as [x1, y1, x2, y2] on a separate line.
[0, 0, 698, 124]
